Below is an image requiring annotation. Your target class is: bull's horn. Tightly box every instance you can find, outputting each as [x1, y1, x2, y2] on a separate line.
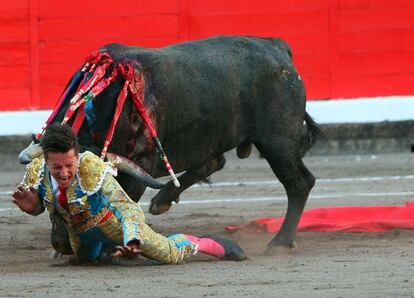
[18, 142, 43, 164]
[106, 153, 165, 189]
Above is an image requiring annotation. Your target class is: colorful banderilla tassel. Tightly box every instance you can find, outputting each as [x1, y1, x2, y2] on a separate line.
[69, 61, 111, 104]
[63, 57, 114, 125]
[39, 51, 180, 188]
[35, 66, 86, 140]
[61, 73, 89, 125]
[70, 68, 118, 112]
[100, 80, 129, 160]
[61, 64, 96, 125]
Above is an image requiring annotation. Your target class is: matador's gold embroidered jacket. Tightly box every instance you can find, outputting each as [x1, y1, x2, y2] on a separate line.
[21, 151, 197, 263]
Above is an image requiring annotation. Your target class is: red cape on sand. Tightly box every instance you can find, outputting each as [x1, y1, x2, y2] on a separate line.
[225, 202, 414, 233]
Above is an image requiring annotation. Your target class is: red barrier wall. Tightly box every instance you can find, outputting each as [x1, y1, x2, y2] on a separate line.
[1, 0, 413, 111]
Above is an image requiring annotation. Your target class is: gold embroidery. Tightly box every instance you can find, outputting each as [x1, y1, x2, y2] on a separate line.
[85, 178, 94, 190]
[97, 216, 123, 243]
[68, 230, 81, 255]
[79, 165, 89, 176]
[44, 187, 54, 213]
[78, 152, 112, 193]
[68, 195, 88, 215]
[66, 185, 77, 201]
[23, 157, 44, 188]
[69, 208, 113, 233]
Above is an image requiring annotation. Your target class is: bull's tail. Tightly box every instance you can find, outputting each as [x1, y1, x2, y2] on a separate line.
[299, 112, 324, 157]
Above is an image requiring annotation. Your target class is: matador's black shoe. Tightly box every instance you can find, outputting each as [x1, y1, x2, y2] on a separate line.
[201, 234, 247, 261]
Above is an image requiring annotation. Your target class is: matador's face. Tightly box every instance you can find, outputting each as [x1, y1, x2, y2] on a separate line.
[45, 148, 78, 189]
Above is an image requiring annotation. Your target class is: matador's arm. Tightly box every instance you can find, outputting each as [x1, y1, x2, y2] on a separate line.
[17, 157, 46, 215]
[100, 174, 145, 246]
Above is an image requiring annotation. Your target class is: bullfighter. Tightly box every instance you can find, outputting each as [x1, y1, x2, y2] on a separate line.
[13, 123, 246, 264]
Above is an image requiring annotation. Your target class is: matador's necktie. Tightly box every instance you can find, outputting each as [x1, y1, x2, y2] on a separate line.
[58, 187, 69, 210]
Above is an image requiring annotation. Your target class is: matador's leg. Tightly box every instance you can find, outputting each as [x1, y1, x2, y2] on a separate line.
[137, 224, 247, 263]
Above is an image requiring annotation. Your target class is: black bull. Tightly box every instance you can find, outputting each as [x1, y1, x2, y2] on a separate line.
[20, 35, 323, 253]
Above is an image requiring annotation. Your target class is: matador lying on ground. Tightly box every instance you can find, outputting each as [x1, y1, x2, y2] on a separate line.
[13, 123, 246, 264]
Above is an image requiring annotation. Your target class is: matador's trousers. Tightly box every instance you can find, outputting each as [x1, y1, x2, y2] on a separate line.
[68, 204, 197, 264]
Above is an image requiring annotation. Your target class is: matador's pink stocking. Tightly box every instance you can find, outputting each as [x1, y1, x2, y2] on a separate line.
[185, 235, 247, 261]
[186, 235, 225, 258]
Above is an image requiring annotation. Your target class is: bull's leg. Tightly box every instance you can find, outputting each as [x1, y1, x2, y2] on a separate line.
[149, 155, 226, 215]
[254, 139, 315, 249]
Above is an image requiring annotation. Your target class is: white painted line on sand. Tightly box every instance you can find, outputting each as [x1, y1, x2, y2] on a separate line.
[2, 174, 414, 197]
[0, 208, 17, 212]
[2, 190, 414, 213]
[175, 191, 414, 204]
[191, 175, 414, 188]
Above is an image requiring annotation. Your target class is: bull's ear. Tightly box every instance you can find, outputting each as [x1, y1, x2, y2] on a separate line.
[32, 134, 40, 144]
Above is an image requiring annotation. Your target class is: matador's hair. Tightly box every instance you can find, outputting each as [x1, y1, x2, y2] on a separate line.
[40, 123, 79, 158]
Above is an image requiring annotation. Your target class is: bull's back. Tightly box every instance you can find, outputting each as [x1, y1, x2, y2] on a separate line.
[102, 36, 302, 165]
[143, 37, 291, 124]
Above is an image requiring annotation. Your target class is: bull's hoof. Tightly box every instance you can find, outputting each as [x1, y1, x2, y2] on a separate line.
[265, 238, 297, 255]
[268, 235, 297, 248]
[264, 245, 297, 256]
[149, 200, 172, 215]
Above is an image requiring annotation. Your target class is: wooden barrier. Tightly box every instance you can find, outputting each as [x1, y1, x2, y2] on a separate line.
[1, 0, 413, 110]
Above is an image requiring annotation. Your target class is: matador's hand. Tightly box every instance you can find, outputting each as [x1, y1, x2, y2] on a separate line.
[12, 185, 40, 214]
[112, 240, 142, 259]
